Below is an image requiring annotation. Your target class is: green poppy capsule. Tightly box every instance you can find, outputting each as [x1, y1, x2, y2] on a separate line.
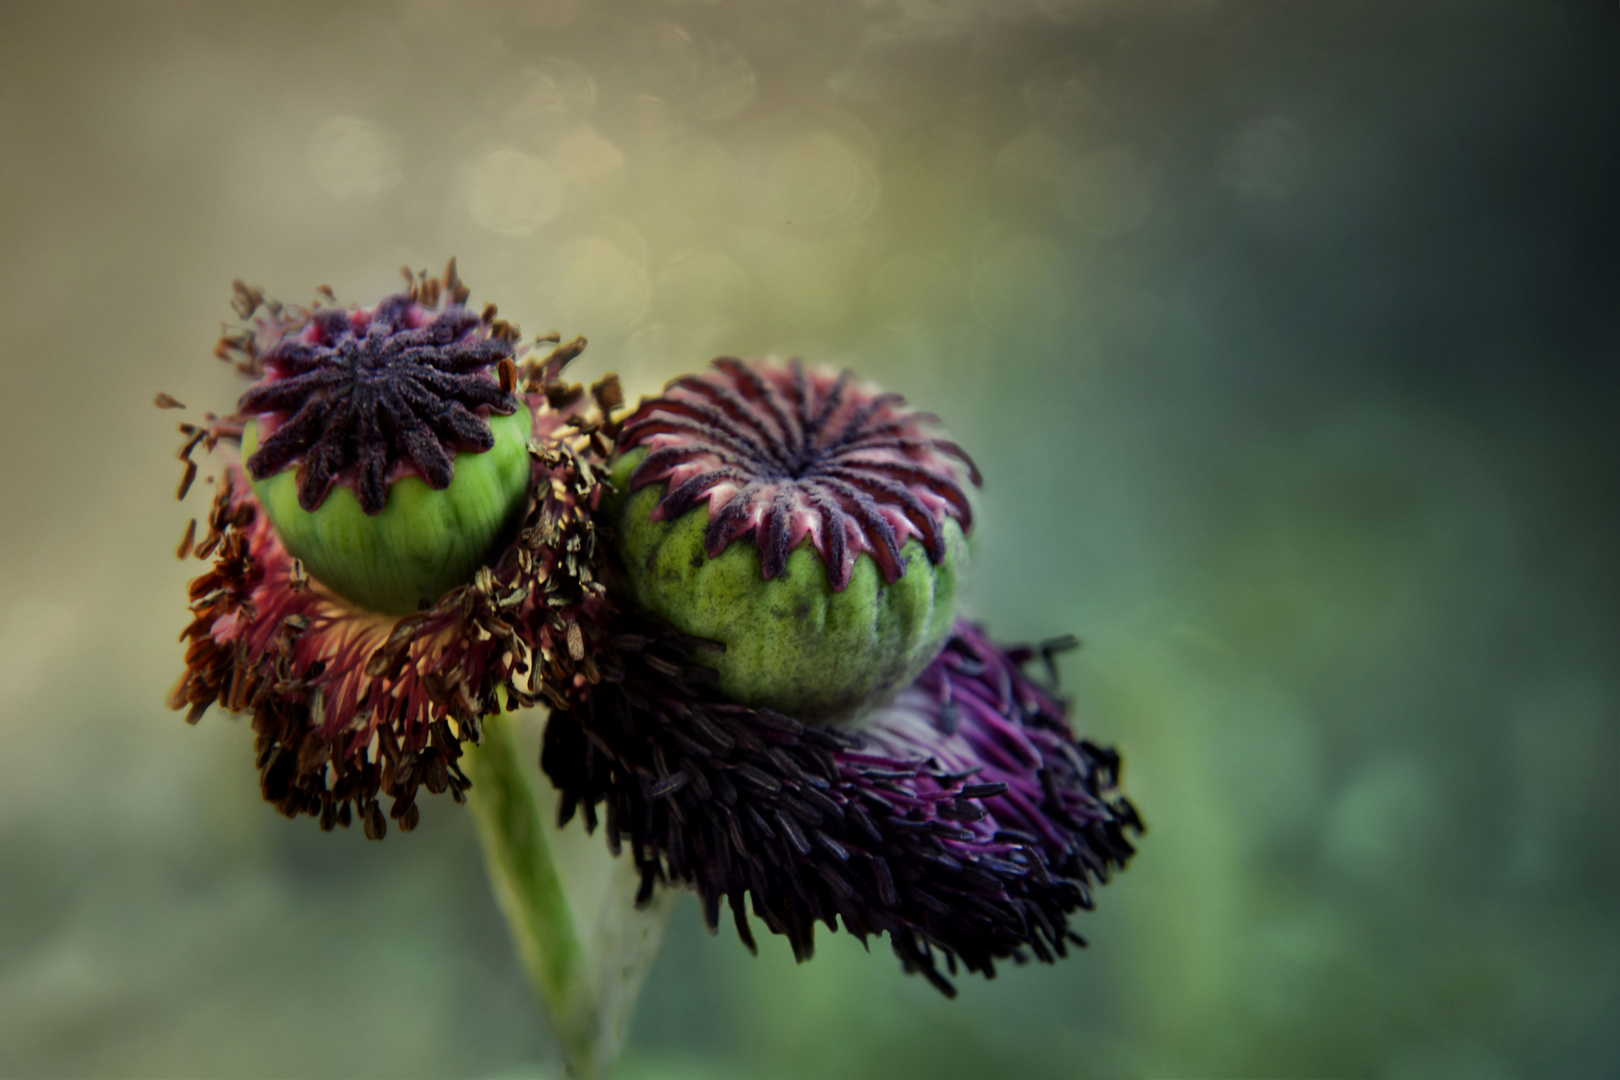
[230, 288, 533, 614]
[241, 407, 531, 614]
[608, 357, 980, 725]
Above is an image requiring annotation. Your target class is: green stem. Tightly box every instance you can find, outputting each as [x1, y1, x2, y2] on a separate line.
[464, 710, 678, 1079]
[464, 712, 592, 1072]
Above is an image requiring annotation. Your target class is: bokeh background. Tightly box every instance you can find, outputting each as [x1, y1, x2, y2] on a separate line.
[1, 1, 1615, 1077]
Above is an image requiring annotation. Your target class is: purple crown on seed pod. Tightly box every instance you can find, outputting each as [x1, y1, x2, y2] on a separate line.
[240, 290, 520, 515]
[618, 358, 980, 589]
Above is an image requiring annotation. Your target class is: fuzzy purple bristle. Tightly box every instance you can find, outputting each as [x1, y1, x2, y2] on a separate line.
[541, 616, 1141, 994]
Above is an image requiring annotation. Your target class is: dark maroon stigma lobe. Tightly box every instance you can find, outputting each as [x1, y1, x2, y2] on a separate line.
[238, 292, 518, 515]
[618, 358, 981, 590]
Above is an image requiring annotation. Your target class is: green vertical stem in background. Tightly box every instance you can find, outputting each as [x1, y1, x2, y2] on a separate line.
[581, 841, 682, 1075]
[465, 711, 597, 1076]
[464, 710, 679, 1079]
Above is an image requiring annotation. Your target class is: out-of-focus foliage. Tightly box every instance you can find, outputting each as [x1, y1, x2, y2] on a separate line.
[0, 2, 1613, 1077]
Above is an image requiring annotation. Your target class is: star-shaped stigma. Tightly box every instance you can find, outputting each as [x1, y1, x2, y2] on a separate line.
[238, 293, 519, 514]
[619, 358, 981, 590]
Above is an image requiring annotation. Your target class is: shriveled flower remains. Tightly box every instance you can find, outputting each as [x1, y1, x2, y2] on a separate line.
[542, 617, 1140, 994]
[168, 263, 611, 835]
[166, 263, 1141, 994]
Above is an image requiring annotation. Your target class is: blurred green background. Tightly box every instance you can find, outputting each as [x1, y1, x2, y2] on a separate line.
[0, 1, 1614, 1077]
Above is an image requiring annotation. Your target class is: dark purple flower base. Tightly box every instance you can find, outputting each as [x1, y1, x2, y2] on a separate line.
[541, 614, 1143, 995]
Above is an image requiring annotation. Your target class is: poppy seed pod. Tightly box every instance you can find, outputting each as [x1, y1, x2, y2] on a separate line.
[557, 357, 1141, 993]
[234, 283, 532, 614]
[607, 358, 978, 724]
[167, 263, 615, 835]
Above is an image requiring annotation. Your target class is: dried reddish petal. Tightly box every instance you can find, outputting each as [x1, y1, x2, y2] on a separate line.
[171, 264, 613, 835]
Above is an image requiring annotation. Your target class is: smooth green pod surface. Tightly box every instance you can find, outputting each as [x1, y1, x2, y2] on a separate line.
[243, 409, 532, 614]
[608, 449, 966, 725]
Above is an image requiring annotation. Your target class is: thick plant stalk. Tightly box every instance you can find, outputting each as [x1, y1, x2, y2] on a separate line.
[465, 710, 678, 1078]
